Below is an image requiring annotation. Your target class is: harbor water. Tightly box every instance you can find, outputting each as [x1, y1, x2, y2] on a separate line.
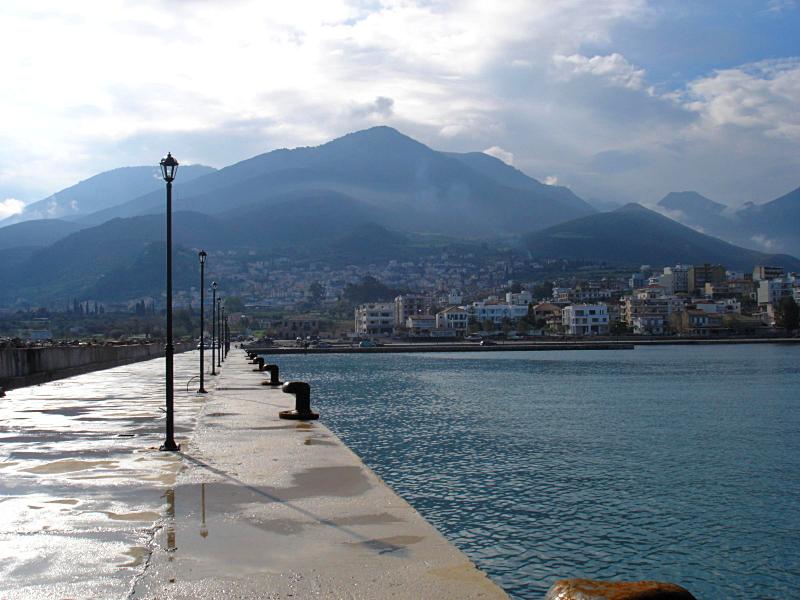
[272, 344, 800, 599]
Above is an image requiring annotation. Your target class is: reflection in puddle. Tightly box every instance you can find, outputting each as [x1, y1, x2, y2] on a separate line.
[345, 535, 424, 554]
[22, 459, 118, 474]
[119, 546, 149, 568]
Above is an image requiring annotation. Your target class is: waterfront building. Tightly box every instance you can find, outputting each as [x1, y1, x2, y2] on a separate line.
[562, 304, 609, 335]
[268, 318, 321, 338]
[632, 315, 666, 335]
[505, 290, 533, 305]
[688, 263, 726, 294]
[622, 291, 685, 331]
[354, 303, 394, 336]
[753, 265, 784, 282]
[468, 301, 529, 325]
[436, 306, 468, 332]
[394, 294, 429, 327]
[663, 264, 690, 293]
[671, 309, 724, 336]
[757, 276, 796, 307]
[405, 314, 436, 334]
[692, 299, 741, 315]
[704, 279, 756, 300]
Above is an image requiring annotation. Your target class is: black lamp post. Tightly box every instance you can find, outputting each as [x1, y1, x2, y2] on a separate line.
[217, 297, 223, 368]
[198, 251, 208, 394]
[221, 304, 226, 363]
[210, 281, 217, 376]
[160, 152, 179, 452]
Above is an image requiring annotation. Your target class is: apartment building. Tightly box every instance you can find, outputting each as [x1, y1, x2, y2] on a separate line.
[354, 303, 394, 336]
[562, 304, 609, 335]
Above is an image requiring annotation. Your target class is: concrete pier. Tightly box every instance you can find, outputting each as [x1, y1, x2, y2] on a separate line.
[133, 351, 508, 599]
[0, 350, 507, 598]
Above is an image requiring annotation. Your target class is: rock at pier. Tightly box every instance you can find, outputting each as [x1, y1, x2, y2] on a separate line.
[545, 579, 697, 600]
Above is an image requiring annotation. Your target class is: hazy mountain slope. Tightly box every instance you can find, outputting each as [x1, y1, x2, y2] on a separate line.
[734, 186, 800, 256]
[524, 203, 800, 270]
[659, 191, 726, 216]
[2, 165, 215, 226]
[2, 212, 236, 301]
[445, 151, 594, 214]
[79, 126, 595, 235]
[0, 219, 87, 249]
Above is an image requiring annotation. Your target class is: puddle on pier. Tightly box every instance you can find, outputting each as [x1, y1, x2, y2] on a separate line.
[0, 351, 207, 597]
[155, 473, 415, 576]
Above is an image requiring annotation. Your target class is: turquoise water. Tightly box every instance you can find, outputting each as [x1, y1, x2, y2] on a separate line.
[271, 345, 800, 599]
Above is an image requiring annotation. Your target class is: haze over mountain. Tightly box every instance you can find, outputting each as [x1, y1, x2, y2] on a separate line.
[1, 165, 215, 226]
[78, 127, 596, 235]
[654, 187, 800, 257]
[0, 219, 87, 250]
[525, 203, 800, 271]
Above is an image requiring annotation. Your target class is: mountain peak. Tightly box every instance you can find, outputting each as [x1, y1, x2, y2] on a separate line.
[323, 125, 433, 154]
[658, 190, 725, 214]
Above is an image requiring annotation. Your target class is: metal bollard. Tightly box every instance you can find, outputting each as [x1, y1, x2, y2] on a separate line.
[252, 356, 265, 371]
[279, 381, 319, 420]
[261, 364, 283, 386]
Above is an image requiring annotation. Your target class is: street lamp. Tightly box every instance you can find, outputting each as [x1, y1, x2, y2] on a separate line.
[198, 251, 208, 394]
[217, 297, 223, 367]
[210, 281, 217, 376]
[221, 304, 226, 362]
[160, 152, 179, 452]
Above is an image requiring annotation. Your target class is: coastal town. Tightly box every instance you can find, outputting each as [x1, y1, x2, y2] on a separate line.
[3, 259, 799, 344]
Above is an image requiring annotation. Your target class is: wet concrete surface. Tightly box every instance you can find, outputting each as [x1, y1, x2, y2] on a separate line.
[0, 352, 204, 599]
[1, 350, 507, 599]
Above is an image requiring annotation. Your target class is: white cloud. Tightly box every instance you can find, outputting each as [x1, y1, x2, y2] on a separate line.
[543, 176, 559, 186]
[751, 234, 777, 250]
[483, 146, 514, 165]
[0, 198, 25, 219]
[765, 0, 797, 13]
[552, 52, 647, 90]
[0, 1, 796, 212]
[679, 58, 800, 141]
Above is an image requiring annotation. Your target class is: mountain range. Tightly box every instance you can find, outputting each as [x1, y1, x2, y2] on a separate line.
[655, 188, 800, 257]
[0, 126, 798, 305]
[1, 165, 215, 226]
[525, 203, 800, 271]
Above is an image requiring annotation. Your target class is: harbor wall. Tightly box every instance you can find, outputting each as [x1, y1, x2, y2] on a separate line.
[0, 342, 194, 390]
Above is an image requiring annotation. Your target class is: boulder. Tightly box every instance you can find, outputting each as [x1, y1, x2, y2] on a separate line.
[545, 579, 697, 600]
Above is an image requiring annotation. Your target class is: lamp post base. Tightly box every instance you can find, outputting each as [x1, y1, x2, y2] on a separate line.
[159, 440, 181, 452]
[197, 388, 208, 394]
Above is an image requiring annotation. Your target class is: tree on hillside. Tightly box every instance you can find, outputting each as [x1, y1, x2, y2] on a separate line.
[343, 276, 398, 304]
[776, 297, 799, 332]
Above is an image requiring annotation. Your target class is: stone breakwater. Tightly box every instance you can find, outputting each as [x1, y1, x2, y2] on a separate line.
[0, 341, 194, 390]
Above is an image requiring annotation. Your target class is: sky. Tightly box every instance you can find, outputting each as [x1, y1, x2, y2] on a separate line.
[1, 0, 799, 219]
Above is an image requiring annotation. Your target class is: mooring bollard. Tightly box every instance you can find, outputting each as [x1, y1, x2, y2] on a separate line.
[261, 364, 283, 386]
[252, 356, 265, 371]
[280, 381, 319, 420]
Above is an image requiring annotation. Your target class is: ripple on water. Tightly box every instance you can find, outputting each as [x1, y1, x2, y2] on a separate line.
[272, 345, 800, 600]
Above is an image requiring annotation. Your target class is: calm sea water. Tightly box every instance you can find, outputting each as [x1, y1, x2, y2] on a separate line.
[271, 344, 800, 599]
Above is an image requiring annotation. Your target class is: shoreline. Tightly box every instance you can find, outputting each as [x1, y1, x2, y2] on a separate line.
[246, 337, 799, 355]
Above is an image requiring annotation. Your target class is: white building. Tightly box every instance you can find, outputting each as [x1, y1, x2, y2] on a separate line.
[436, 306, 468, 332]
[354, 303, 394, 336]
[632, 316, 665, 335]
[757, 277, 795, 306]
[406, 314, 436, 333]
[468, 301, 529, 325]
[663, 265, 689, 293]
[562, 304, 609, 335]
[505, 290, 533, 305]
